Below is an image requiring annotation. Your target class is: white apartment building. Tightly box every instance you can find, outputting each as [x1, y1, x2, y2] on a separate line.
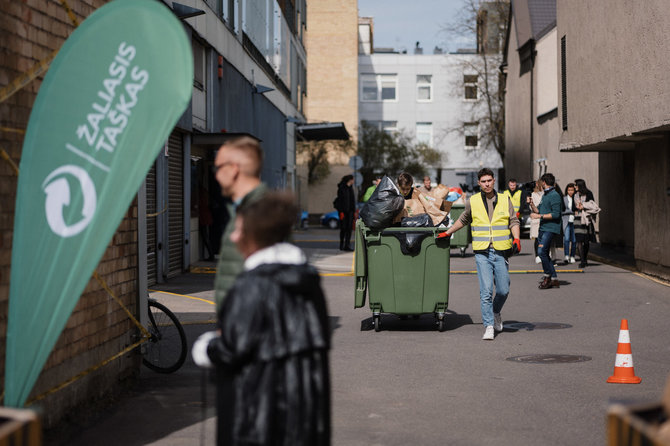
[358, 50, 503, 189]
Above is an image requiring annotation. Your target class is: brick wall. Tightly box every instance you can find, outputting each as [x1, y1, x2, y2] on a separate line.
[302, 0, 359, 215]
[0, 0, 141, 427]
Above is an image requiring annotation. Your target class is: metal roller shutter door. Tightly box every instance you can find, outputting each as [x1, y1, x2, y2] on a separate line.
[146, 163, 157, 287]
[167, 132, 184, 278]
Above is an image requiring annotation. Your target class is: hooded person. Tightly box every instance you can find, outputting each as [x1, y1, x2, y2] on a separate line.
[192, 191, 331, 446]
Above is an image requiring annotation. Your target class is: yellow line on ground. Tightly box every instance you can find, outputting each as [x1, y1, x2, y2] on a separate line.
[320, 272, 354, 277]
[149, 289, 215, 305]
[190, 266, 216, 274]
[181, 320, 217, 325]
[633, 272, 670, 287]
[451, 269, 585, 274]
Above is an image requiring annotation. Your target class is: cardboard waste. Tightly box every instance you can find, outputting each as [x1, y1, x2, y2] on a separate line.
[394, 188, 451, 226]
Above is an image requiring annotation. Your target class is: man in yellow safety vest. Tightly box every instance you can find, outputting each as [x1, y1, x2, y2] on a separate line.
[442, 168, 521, 340]
[503, 178, 523, 215]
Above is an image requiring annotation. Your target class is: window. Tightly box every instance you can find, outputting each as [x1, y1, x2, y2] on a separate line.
[561, 35, 568, 130]
[360, 74, 398, 102]
[380, 75, 397, 100]
[381, 121, 398, 135]
[361, 74, 378, 101]
[417, 75, 432, 101]
[464, 74, 478, 100]
[192, 40, 205, 90]
[416, 122, 433, 145]
[464, 122, 479, 149]
[361, 120, 398, 135]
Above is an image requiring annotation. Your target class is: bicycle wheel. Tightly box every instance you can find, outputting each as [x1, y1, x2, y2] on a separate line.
[142, 299, 187, 373]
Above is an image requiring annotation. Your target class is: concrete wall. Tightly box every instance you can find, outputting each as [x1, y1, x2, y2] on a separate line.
[503, 19, 532, 181]
[504, 20, 598, 193]
[634, 137, 670, 279]
[598, 151, 634, 251]
[0, 0, 139, 426]
[302, 0, 359, 215]
[532, 30, 598, 195]
[558, 0, 670, 149]
[557, 0, 670, 279]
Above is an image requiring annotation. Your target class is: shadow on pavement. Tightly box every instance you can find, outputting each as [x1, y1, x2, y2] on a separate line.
[150, 271, 217, 295]
[360, 310, 474, 332]
[48, 323, 218, 446]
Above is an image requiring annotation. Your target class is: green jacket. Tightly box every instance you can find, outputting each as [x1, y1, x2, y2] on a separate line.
[362, 184, 377, 202]
[214, 183, 267, 310]
[538, 188, 562, 235]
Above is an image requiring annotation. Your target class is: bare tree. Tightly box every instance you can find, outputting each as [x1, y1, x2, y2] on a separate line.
[443, 0, 509, 162]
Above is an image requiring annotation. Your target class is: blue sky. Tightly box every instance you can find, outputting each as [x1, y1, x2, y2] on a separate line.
[357, 0, 475, 54]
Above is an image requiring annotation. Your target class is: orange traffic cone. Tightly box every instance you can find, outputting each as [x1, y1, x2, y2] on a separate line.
[607, 319, 641, 384]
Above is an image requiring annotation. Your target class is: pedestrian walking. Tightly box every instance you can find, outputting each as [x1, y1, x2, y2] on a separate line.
[562, 183, 577, 264]
[334, 174, 356, 251]
[442, 168, 521, 340]
[573, 178, 600, 268]
[528, 173, 562, 289]
[192, 192, 331, 446]
[528, 179, 543, 264]
[212, 135, 267, 310]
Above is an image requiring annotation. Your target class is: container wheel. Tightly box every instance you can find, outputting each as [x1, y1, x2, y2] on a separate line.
[438, 319, 445, 332]
[374, 315, 381, 332]
[460, 247, 466, 257]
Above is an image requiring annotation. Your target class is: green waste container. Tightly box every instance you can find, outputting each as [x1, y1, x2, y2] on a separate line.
[354, 220, 450, 332]
[448, 203, 471, 256]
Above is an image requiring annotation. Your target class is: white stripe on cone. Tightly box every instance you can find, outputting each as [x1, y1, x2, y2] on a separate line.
[617, 330, 630, 344]
[614, 354, 634, 368]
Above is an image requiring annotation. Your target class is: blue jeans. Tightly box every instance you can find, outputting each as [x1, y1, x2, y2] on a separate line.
[563, 223, 576, 257]
[474, 248, 510, 327]
[538, 230, 558, 278]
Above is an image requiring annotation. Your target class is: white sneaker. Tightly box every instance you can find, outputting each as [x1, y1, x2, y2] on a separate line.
[535, 256, 541, 264]
[482, 326, 495, 340]
[494, 313, 503, 332]
[569, 256, 576, 264]
[564, 255, 570, 263]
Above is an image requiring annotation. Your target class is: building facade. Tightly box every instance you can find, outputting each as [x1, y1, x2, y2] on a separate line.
[358, 49, 503, 190]
[0, 0, 139, 426]
[0, 0, 310, 425]
[503, 0, 598, 190]
[144, 0, 308, 286]
[298, 0, 359, 216]
[556, 0, 670, 279]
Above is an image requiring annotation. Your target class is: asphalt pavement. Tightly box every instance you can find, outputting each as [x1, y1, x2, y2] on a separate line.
[47, 228, 670, 446]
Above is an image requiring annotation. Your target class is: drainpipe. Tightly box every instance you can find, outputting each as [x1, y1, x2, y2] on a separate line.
[529, 42, 536, 180]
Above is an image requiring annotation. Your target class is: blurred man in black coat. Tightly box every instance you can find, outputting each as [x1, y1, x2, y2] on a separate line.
[192, 192, 331, 445]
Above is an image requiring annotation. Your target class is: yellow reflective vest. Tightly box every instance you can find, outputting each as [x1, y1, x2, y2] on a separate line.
[504, 189, 522, 214]
[470, 193, 513, 251]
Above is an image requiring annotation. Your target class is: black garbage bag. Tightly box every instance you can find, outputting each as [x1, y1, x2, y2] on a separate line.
[359, 175, 404, 229]
[400, 214, 433, 227]
[384, 230, 432, 256]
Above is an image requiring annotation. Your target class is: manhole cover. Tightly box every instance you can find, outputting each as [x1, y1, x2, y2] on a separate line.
[504, 322, 572, 331]
[506, 354, 592, 364]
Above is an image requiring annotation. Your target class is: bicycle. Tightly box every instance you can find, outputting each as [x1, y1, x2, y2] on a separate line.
[142, 298, 187, 374]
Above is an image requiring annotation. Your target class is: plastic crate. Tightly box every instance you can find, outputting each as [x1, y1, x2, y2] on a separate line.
[0, 407, 41, 446]
[607, 402, 669, 446]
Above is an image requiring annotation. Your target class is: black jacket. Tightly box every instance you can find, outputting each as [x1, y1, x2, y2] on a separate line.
[335, 182, 355, 213]
[207, 261, 331, 446]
